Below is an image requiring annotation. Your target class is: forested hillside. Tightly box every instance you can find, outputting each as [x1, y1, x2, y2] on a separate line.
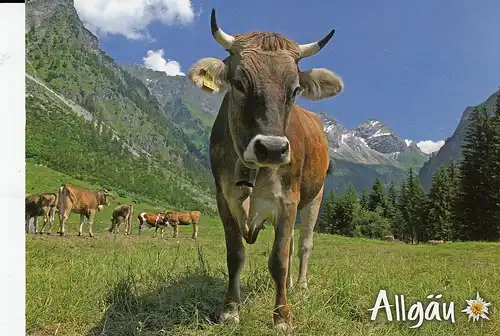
[25, 0, 215, 213]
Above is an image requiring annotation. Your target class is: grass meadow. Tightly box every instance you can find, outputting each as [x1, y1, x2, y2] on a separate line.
[26, 165, 500, 335]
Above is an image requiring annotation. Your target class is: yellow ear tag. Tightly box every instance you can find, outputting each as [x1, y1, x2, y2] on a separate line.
[202, 72, 215, 91]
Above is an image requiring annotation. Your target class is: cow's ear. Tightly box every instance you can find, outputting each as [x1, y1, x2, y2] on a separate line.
[298, 68, 343, 101]
[188, 57, 228, 93]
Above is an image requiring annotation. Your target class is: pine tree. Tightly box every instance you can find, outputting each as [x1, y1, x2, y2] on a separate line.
[456, 105, 497, 240]
[359, 189, 369, 210]
[368, 178, 388, 215]
[395, 181, 409, 241]
[489, 90, 500, 236]
[317, 191, 337, 234]
[334, 186, 359, 236]
[386, 182, 399, 233]
[425, 167, 455, 241]
[400, 168, 426, 243]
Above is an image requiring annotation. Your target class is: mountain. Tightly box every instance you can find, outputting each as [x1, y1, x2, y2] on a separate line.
[319, 113, 428, 192]
[320, 112, 428, 169]
[122, 65, 223, 155]
[418, 90, 499, 190]
[25, 0, 216, 212]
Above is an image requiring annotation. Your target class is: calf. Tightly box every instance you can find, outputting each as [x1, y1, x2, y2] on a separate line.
[109, 204, 134, 235]
[164, 210, 200, 239]
[137, 212, 169, 237]
[25, 193, 58, 234]
[57, 184, 110, 237]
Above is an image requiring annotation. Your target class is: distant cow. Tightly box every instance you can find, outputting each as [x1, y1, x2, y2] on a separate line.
[164, 210, 201, 239]
[109, 204, 134, 235]
[25, 193, 58, 234]
[57, 184, 110, 237]
[428, 240, 445, 245]
[381, 235, 396, 242]
[138, 212, 169, 237]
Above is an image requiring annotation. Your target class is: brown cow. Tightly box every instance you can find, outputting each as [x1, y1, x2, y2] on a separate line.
[109, 204, 134, 235]
[186, 9, 342, 331]
[137, 212, 169, 237]
[25, 193, 58, 234]
[57, 184, 110, 237]
[164, 210, 200, 239]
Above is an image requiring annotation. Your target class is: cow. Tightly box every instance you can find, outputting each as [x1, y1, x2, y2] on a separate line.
[137, 212, 169, 237]
[164, 210, 200, 239]
[428, 239, 445, 245]
[186, 9, 343, 331]
[381, 235, 396, 242]
[57, 184, 110, 237]
[109, 204, 134, 235]
[25, 193, 58, 234]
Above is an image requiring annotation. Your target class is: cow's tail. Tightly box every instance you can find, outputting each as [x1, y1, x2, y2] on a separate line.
[57, 185, 66, 217]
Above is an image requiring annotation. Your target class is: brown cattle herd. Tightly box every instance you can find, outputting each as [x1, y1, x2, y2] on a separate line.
[25, 184, 201, 239]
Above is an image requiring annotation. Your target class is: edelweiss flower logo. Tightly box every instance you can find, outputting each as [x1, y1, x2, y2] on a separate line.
[461, 292, 491, 322]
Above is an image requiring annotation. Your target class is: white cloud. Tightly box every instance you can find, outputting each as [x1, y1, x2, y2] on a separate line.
[404, 139, 413, 146]
[74, 0, 195, 40]
[417, 140, 445, 154]
[143, 49, 184, 76]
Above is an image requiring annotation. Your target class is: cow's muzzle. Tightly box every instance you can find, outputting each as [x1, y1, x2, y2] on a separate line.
[243, 135, 290, 167]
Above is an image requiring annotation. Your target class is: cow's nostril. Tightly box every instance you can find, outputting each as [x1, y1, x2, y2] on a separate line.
[280, 142, 289, 155]
[254, 139, 268, 160]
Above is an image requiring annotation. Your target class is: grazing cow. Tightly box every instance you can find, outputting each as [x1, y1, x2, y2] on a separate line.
[137, 212, 169, 237]
[164, 210, 201, 239]
[109, 204, 134, 235]
[186, 9, 342, 331]
[381, 235, 396, 242]
[428, 239, 445, 245]
[25, 193, 58, 234]
[57, 184, 110, 237]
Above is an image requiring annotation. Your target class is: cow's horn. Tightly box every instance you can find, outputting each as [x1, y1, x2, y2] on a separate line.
[299, 29, 335, 59]
[211, 8, 234, 51]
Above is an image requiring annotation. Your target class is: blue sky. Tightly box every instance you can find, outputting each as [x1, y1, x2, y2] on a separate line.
[74, 0, 500, 153]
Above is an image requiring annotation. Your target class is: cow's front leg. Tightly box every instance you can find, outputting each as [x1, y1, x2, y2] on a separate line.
[269, 200, 297, 332]
[25, 215, 30, 234]
[153, 226, 158, 237]
[33, 216, 39, 234]
[218, 190, 245, 325]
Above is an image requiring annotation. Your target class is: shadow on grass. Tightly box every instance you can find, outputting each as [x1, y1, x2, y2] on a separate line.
[86, 247, 228, 336]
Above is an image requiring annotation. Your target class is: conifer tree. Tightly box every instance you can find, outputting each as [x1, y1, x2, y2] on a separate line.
[456, 105, 495, 240]
[359, 189, 369, 210]
[368, 178, 388, 215]
[425, 167, 455, 241]
[400, 168, 426, 243]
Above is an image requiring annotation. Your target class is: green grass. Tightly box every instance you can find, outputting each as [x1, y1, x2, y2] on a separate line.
[26, 218, 500, 335]
[26, 161, 500, 336]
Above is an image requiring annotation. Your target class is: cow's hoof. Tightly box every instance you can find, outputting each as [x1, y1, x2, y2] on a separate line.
[59, 232, 65, 237]
[219, 310, 239, 325]
[46, 232, 51, 235]
[298, 281, 308, 290]
[274, 321, 293, 333]
[89, 234, 94, 238]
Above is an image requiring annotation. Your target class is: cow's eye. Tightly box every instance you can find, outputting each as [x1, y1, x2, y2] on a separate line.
[292, 86, 303, 97]
[232, 80, 245, 92]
